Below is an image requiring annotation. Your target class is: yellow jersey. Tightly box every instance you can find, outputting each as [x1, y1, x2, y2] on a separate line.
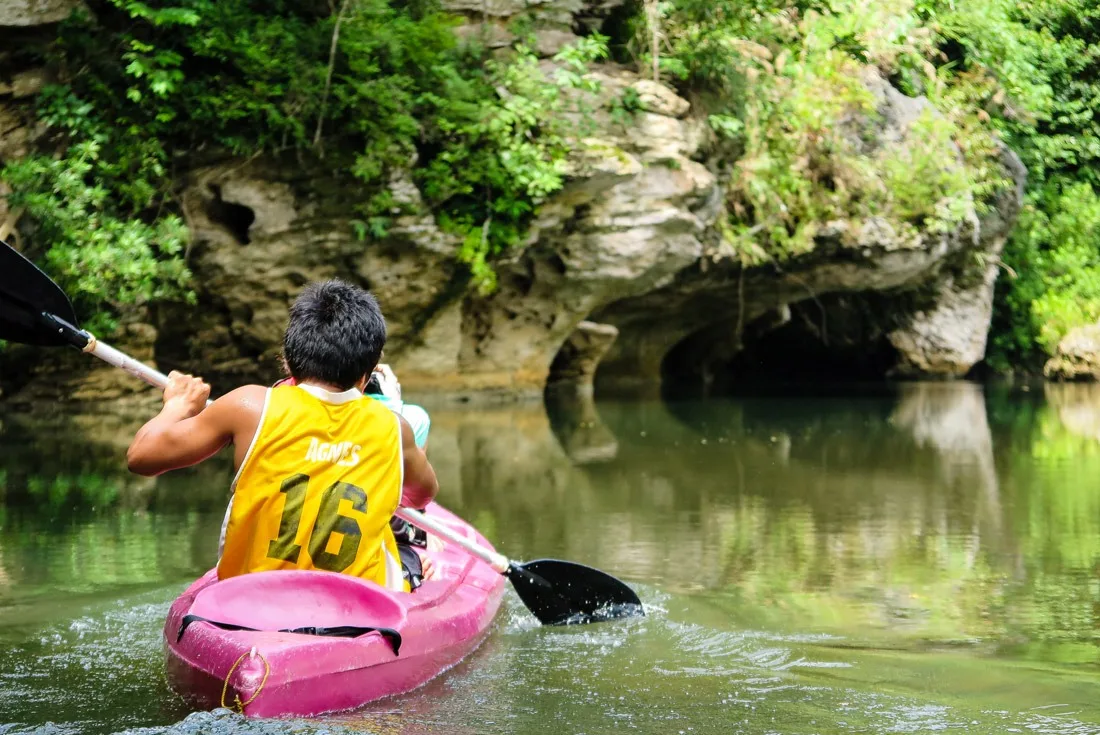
[217, 383, 406, 591]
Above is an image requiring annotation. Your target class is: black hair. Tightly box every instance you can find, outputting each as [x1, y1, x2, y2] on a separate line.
[364, 372, 384, 395]
[283, 279, 386, 390]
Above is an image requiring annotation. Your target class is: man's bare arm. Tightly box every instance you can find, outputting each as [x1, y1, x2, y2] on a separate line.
[398, 415, 439, 509]
[127, 374, 265, 476]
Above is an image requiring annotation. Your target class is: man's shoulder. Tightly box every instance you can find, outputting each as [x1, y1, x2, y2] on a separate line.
[223, 384, 270, 403]
[210, 384, 269, 426]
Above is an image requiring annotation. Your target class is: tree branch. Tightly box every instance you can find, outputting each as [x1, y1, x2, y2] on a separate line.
[314, 0, 353, 151]
[644, 0, 661, 82]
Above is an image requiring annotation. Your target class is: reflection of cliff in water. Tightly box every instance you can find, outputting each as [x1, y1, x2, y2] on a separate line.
[0, 410, 235, 513]
[425, 385, 1014, 604]
[888, 381, 1001, 532]
[0, 384, 1017, 580]
[1043, 382, 1100, 443]
[534, 383, 1030, 639]
[653, 382, 1002, 532]
[544, 387, 618, 465]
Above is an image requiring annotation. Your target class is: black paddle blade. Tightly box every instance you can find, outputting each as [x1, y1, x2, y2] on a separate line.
[506, 559, 644, 626]
[0, 240, 81, 346]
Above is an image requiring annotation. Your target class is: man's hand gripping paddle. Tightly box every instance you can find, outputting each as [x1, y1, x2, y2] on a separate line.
[0, 239, 645, 626]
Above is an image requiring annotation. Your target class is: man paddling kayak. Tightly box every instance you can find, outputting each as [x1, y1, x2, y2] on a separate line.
[126, 279, 439, 593]
[272, 362, 441, 587]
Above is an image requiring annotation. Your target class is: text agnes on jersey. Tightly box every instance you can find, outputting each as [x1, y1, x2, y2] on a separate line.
[305, 438, 361, 467]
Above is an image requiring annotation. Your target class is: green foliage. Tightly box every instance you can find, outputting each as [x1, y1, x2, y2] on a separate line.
[3, 142, 191, 335]
[2, 0, 610, 331]
[879, 109, 978, 232]
[724, 42, 877, 260]
[6, 0, 1092, 358]
[649, 0, 989, 263]
[420, 36, 608, 292]
[26, 471, 121, 512]
[871, 0, 1100, 367]
[633, 0, 1098, 366]
[83, 0, 606, 293]
[960, 0, 1100, 366]
[608, 86, 644, 128]
[991, 182, 1100, 362]
[3, 137, 191, 337]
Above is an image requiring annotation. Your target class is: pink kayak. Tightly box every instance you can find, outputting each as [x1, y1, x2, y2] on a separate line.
[162, 502, 506, 718]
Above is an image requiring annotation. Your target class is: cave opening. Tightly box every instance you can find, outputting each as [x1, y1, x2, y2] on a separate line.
[661, 295, 903, 398]
[206, 185, 256, 245]
[598, 1, 642, 64]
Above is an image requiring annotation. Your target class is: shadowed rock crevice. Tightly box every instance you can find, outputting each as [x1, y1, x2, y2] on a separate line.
[590, 133, 1024, 396]
[658, 294, 905, 395]
[205, 185, 256, 246]
[547, 321, 620, 390]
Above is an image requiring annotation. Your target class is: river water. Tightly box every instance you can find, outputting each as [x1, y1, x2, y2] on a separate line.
[2, 381, 1100, 735]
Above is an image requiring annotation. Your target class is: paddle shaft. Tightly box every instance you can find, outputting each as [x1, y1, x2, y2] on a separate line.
[36, 310, 175, 390]
[62, 325, 512, 572]
[393, 508, 509, 573]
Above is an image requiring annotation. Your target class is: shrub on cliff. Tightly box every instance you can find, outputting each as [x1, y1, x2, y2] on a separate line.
[3, 138, 192, 336]
[616, 0, 1003, 264]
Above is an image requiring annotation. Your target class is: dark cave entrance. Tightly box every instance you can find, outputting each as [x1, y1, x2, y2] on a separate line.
[206, 185, 256, 245]
[661, 294, 903, 397]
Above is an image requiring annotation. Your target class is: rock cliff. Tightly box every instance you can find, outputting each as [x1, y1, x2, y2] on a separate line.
[1044, 324, 1100, 381]
[0, 0, 1026, 403]
[0, 0, 82, 27]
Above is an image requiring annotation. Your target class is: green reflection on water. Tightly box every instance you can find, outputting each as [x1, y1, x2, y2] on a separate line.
[0, 382, 1099, 734]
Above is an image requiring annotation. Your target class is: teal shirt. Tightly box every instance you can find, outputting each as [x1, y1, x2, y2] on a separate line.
[370, 394, 431, 449]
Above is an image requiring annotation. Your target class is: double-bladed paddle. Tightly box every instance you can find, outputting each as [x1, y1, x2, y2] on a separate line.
[0, 239, 644, 626]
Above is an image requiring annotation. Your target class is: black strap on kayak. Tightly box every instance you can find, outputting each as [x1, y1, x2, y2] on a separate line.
[176, 614, 402, 655]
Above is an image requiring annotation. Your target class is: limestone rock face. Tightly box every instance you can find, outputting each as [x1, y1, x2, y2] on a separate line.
[0, 0, 1030, 402]
[452, 66, 718, 392]
[888, 143, 1027, 377]
[158, 163, 463, 384]
[887, 270, 996, 378]
[1044, 324, 1100, 381]
[443, 0, 626, 56]
[143, 59, 719, 396]
[442, 0, 563, 17]
[0, 0, 81, 26]
[547, 321, 619, 388]
[591, 72, 1026, 386]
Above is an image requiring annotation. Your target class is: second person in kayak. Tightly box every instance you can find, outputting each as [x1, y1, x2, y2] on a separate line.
[125, 279, 439, 592]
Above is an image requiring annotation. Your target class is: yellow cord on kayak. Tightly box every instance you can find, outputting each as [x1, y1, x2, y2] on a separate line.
[220, 648, 270, 714]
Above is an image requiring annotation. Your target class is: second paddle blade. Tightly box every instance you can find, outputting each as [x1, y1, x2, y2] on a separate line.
[0, 239, 82, 346]
[506, 559, 644, 626]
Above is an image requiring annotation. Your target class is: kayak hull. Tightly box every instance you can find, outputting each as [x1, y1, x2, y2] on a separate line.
[163, 503, 506, 718]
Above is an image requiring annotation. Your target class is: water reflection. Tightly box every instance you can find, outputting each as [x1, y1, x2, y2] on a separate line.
[1, 382, 1100, 733]
[544, 387, 618, 465]
[532, 383, 1096, 651]
[1046, 382, 1100, 441]
[0, 410, 231, 624]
